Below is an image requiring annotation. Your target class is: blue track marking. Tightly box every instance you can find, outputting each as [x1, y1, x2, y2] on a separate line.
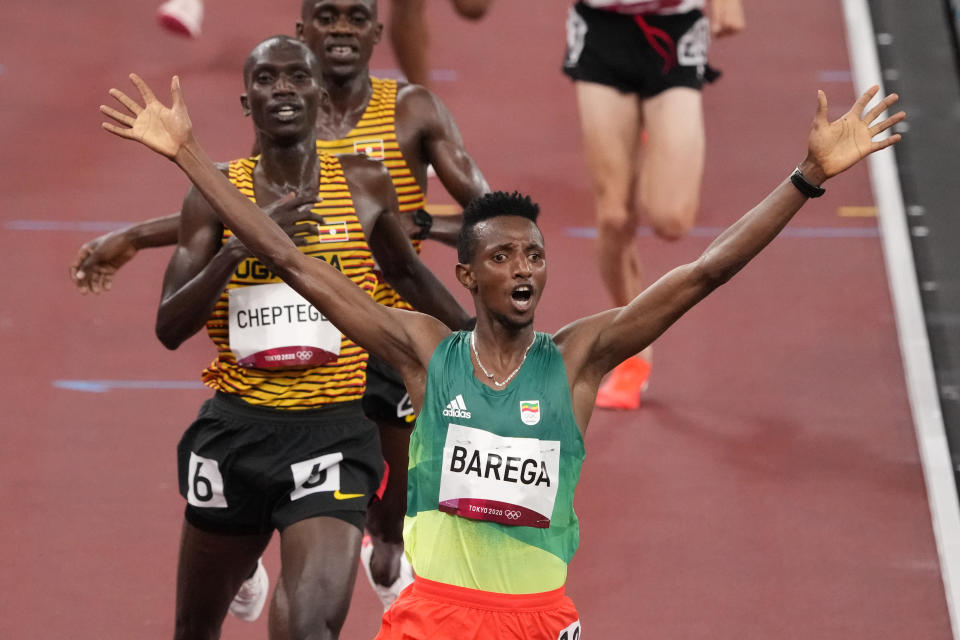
[54, 380, 207, 393]
[370, 68, 458, 82]
[6, 220, 132, 232]
[817, 69, 854, 83]
[563, 226, 881, 239]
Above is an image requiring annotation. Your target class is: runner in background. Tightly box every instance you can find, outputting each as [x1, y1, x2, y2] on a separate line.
[387, 0, 493, 88]
[155, 0, 494, 91]
[563, 0, 745, 409]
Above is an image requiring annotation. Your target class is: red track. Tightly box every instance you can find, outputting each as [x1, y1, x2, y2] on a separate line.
[0, 0, 951, 638]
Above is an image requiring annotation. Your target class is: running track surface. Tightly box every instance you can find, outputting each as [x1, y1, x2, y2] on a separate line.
[0, 1, 952, 638]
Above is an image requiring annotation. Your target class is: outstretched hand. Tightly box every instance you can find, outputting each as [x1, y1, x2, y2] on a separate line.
[805, 86, 905, 182]
[101, 74, 192, 159]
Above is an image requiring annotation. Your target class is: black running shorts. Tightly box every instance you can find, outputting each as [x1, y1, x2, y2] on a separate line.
[177, 392, 384, 534]
[562, 2, 718, 97]
[362, 354, 416, 427]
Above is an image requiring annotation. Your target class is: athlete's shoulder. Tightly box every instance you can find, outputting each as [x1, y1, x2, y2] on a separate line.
[395, 82, 447, 121]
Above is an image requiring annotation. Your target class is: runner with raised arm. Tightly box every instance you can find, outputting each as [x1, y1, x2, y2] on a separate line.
[102, 73, 902, 639]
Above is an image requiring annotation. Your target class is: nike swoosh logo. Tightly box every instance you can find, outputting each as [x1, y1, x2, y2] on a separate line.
[333, 490, 365, 500]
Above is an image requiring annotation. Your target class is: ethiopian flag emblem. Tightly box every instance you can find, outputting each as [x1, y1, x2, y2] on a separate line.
[520, 400, 541, 426]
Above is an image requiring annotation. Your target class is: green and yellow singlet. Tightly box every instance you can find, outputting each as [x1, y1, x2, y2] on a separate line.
[404, 332, 586, 594]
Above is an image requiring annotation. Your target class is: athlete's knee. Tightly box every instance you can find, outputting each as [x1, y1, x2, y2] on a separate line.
[596, 208, 637, 242]
[287, 603, 343, 640]
[451, 0, 491, 19]
[285, 577, 350, 640]
[647, 202, 697, 241]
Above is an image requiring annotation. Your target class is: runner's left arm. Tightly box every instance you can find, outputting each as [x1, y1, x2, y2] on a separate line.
[396, 84, 490, 245]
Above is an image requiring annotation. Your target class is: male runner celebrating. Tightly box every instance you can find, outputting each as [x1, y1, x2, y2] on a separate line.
[72, 0, 491, 607]
[102, 70, 902, 638]
[121, 36, 467, 640]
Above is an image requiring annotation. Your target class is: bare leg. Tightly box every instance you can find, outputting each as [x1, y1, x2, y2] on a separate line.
[173, 519, 271, 640]
[451, 0, 493, 20]
[364, 420, 411, 588]
[574, 81, 644, 307]
[276, 516, 364, 640]
[389, 0, 430, 87]
[637, 87, 705, 241]
[268, 574, 290, 640]
[388, 0, 493, 88]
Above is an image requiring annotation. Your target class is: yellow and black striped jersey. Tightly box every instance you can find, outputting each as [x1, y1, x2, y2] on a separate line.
[201, 154, 378, 408]
[316, 77, 426, 312]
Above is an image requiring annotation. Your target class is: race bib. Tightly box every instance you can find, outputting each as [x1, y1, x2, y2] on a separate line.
[584, 0, 684, 14]
[439, 424, 560, 528]
[228, 282, 341, 369]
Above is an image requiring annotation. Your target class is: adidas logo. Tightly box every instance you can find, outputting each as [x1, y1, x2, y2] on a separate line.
[442, 394, 471, 419]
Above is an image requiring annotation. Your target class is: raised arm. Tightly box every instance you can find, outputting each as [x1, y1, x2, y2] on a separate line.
[101, 74, 446, 388]
[559, 87, 904, 396]
[69, 212, 180, 294]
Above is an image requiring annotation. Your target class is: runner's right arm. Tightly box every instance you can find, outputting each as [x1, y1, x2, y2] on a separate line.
[155, 181, 327, 350]
[154, 183, 243, 349]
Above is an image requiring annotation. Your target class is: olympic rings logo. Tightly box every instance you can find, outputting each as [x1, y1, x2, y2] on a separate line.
[504, 510, 522, 520]
[295, 349, 314, 360]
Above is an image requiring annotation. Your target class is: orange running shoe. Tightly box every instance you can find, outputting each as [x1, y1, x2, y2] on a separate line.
[595, 356, 651, 410]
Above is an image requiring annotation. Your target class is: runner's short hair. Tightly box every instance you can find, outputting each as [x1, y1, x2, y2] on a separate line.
[244, 35, 317, 84]
[457, 191, 540, 263]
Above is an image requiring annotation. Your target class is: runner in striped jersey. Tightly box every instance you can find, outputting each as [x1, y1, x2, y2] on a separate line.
[106, 36, 468, 640]
[72, 0, 491, 610]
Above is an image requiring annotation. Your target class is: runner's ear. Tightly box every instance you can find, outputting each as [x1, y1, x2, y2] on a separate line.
[240, 94, 251, 117]
[455, 263, 476, 292]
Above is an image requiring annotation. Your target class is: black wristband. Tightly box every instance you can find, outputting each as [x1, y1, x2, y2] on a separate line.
[789, 166, 826, 198]
[411, 209, 433, 240]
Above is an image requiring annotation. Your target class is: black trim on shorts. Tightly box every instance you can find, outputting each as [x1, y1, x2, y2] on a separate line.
[362, 355, 416, 427]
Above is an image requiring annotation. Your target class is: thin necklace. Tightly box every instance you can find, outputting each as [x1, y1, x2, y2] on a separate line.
[470, 330, 536, 388]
